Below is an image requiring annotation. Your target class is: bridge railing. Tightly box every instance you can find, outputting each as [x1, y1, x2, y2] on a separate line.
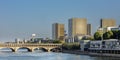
[0, 43, 62, 47]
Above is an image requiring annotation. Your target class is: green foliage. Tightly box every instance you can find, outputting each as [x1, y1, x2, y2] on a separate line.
[94, 30, 120, 40]
[94, 32, 102, 40]
[53, 40, 62, 43]
[118, 30, 120, 40]
[103, 31, 113, 39]
[62, 43, 80, 50]
[111, 30, 120, 40]
[112, 30, 118, 39]
[82, 37, 94, 40]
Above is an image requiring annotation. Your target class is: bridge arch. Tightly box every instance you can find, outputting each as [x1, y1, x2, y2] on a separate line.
[33, 47, 48, 52]
[50, 47, 62, 52]
[41, 47, 62, 52]
[0, 47, 15, 52]
[17, 47, 32, 52]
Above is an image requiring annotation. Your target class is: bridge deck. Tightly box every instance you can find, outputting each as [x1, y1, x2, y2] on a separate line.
[0, 43, 62, 47]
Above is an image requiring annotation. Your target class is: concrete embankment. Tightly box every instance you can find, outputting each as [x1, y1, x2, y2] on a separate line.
[62, 50, 89, 55]
[89, 53, 120, 57]
[62, 50, 120, 57]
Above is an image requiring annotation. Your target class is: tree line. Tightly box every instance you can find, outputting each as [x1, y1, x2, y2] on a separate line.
[94, 30, 120, 40]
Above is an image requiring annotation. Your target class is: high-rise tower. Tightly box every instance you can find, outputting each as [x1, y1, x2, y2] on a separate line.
[100, 19, 116, 28]
[87, 24, 92, 35]
[52, 23, 64, 40]
[68, 18, 87, 37]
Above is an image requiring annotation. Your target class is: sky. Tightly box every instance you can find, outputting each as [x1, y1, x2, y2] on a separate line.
[0, 0, 120, 42]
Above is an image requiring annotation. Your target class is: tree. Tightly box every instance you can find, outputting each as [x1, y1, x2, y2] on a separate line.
[53, 40, 62, 43]
[118, 30, 120, 40]
[62, 43, 80, 50]
[103, 31, 113, 39]
[112, 30, 118, 39]
[94, 32, 102, 40]
[82, 36, 94, 40]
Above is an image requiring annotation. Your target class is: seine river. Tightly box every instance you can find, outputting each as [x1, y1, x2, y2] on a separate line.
[0, 49, 120, 60]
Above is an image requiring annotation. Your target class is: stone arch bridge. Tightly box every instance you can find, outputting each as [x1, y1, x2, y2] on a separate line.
[0, 43, 62, 52]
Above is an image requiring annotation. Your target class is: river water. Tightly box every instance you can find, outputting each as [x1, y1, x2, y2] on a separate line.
[0, 49, 120, 60]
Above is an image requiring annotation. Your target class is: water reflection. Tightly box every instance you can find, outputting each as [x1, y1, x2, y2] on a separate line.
[92, 56, 120, 60]
[0, 49, 120, 60]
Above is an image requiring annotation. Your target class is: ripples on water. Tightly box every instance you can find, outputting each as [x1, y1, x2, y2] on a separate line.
[0, 49, 120, 60]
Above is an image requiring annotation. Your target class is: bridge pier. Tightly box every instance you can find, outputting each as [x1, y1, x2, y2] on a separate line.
[44, 48, 51, 52]
[12, 49, 16, 52]
[47, 48, 51, 52]
[28, 49, 32, 52]
[28, 48, 34, 52]
[11, 48, 18, 52]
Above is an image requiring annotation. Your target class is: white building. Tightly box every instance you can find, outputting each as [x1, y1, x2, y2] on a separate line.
[89, 40, 102, 50]
[89, 39, 120, 51]
[15, 38, 20, 44]
[106, 26, 119, 31]
[80, 40, 90, 51]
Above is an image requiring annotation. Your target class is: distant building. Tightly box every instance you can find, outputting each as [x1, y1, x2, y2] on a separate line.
[32, 38, 43, 43]
[75, 34, 92, 42]
[23, 39, 27, 43]
[106, 26, 119, 31]
[97, 27, 106, 34]
[68, 18, 87, 37]
[97, 26, 120, 34]
[100, 19, 116, 28]
[89, 39, 120, 54]
[15, 38, 20, 44]
[52, 23, 65, 40]
[87, 24, 92, 35]
[80, 40, 90, 51]
[68, 18, 88, 43]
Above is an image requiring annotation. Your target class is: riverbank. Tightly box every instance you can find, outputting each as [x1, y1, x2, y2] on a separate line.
[62, 50, 120, 58]
[62, 50, 89, 55]
[89, 52, 120, 57]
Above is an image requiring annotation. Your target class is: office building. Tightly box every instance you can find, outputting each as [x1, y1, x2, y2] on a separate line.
[52, 23, 64, 40]
[68, 18, 87, 42]
[87, 24, 92, 35]
[100, 19, 116, 28]
[68, 18, 87, 37]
